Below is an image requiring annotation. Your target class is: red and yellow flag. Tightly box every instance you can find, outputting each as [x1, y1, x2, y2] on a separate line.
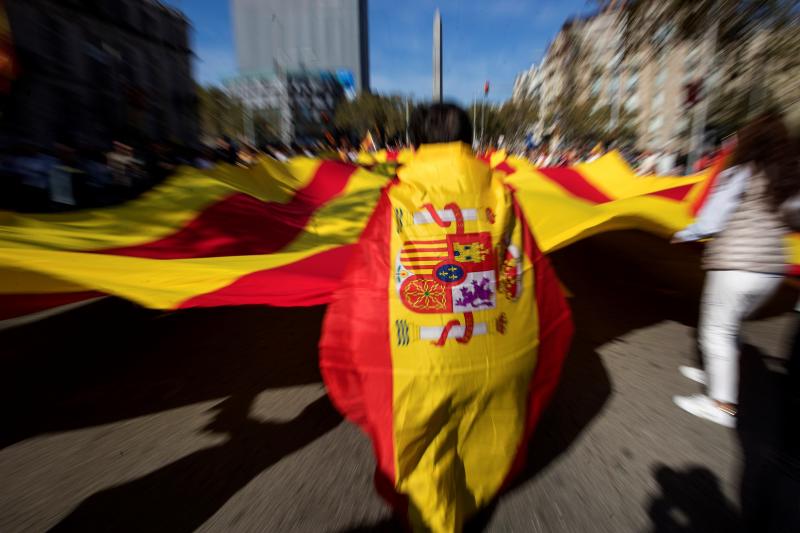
[1, 147, 798, 321]
[0, 157, 386, 318]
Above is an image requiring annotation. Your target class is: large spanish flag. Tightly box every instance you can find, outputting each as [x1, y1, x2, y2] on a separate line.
[0, 157, 386, 318]
[320, 143, 573, 531]
[4, 147, 798, 320]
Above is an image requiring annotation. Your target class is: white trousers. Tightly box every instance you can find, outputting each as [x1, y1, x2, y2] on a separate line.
[699, 270, 783, 404]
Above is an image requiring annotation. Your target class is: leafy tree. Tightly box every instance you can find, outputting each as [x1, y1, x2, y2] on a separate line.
[468, 98, 540, 146]
[196, 84, 246, 139]
[595, 1, 800, 57]
[333, 92, 409, 142]
[595, 1, 800, 114]
[549, 96, 638, 145]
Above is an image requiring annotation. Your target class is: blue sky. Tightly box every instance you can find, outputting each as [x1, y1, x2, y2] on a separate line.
[164, 0, 597, 104]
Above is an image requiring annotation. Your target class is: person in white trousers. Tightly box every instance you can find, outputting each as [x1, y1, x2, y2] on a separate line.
[672, 112, 798, 428]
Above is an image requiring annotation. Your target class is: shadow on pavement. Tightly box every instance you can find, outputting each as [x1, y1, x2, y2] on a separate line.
[1, 303, 328, 448]
[50, 395, 341, 533]
[737, 340, 800, 533]
[1, 302, 345, 531]
[648, 465, 741, 533]
[645, 336, 800, 533]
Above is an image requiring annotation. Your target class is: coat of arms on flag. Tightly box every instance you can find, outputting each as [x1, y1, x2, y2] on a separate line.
[396, 228, 496, 315]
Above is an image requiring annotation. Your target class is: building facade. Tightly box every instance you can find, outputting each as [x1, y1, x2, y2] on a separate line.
[228, 0, 367, 144]
[2, 0, 198, 148]
[224, 69, 345, 144]
[511, 65, 541, 104]
[231, 0, 369, 92]
[522, 9, 715, 152]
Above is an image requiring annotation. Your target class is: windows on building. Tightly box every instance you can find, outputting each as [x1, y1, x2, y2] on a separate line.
[609, 74, 620, 94]
[649, 114, 663, 133]
[626, 70, 639, 92]
[655, 69, 668, 88]
[591, 78, 602, 96]
[675, 116, 690, 135]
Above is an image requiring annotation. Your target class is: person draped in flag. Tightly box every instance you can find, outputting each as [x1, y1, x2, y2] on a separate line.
[319, 103, 574, 532]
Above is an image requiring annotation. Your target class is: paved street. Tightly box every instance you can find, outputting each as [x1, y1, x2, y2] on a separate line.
[1, 233, 797, 532]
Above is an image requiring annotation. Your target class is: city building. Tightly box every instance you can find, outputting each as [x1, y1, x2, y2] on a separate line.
[231, 0, 369, 91]
[224, 69, 345, 144]
[511, 65, 541, 104]
[2, 0, 198, 148]
[522, 8, 716, 152]
[227, 0, 368, 143]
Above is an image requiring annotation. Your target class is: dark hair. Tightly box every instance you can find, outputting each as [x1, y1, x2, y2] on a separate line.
[731, 111, 800, 207]
[409, 103, 472, 147]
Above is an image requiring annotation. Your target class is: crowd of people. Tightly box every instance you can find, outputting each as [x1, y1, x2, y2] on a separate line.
[0, 135, 330, 212]
[0, 140, 209, 212]
[0, 129, 732, 214]
[522, 141, 722, 175]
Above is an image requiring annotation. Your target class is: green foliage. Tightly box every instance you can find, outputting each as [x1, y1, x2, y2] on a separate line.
[196, 84, 246, 139]
[595, 0, 800, 57]
[468, 98, 539, 145]
[548, 97, 638, 145]
[333, 93, 408, 141]
[595, 0, 800, 137]
[251, 107, 283, 144]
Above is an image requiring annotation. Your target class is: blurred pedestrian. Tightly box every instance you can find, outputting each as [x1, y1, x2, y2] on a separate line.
[81, 148, 113, 206]
[671, 112, 800, 427]
[10, 143, 54, 211]
[657, 151, 677, 176]
[694, 150, 716, 172]
[107, 141, 135, 189]
[48, 143, 86, 209]
[638, 150, 659, 175]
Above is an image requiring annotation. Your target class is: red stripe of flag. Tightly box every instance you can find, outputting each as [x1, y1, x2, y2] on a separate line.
[689, 149, 732, 216]
[502, 188, 573, 488]
[318, 187, 408, 512]
[646, 183, 694, 201]
[96, 161, 358, 259]
[537, 167, 613, 204]
[495, 161, 517, 175]
[178, 245, 356, 308]
[401, 247, 448, 253]
[404, 240, 446, 246]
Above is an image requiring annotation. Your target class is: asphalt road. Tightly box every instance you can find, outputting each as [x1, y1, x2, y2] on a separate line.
[1, 232, 798, 532]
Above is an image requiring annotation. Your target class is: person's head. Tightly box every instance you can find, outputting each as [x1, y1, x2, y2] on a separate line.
[409, 103, 472, 147]
[732, 111, 800, 207]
